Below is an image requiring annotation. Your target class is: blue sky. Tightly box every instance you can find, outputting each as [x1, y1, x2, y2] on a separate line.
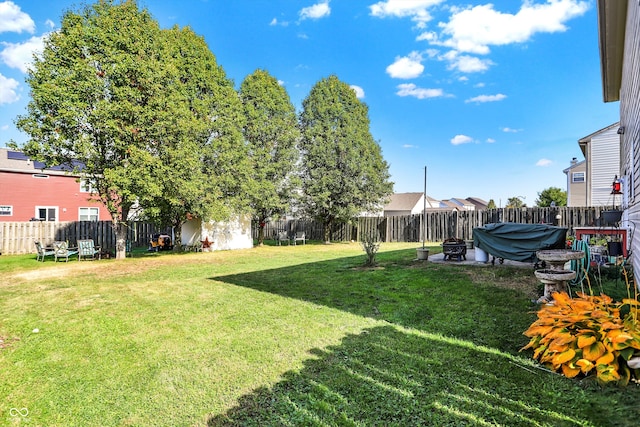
[0, 0, 620, 206]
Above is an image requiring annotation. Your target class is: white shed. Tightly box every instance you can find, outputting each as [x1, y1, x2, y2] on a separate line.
[181, 215, 253, 251]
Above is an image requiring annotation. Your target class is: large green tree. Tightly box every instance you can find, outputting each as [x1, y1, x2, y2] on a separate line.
[143, 26, 250, 248]
[240, 69, 300, 245]
[299, 75, 393, 243]
[536, 187, 567, 207]
[15, 0, 247, 257]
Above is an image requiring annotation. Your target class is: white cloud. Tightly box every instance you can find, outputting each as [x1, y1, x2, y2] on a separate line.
[45, 19, 55, 29]
[465, 93, 506, 103]
[402, 144, 417, 148]
[451, 134, 474, 145]
[0, 1, 35, 34]
[370, 0, 443, 28]
[486, 138, 496, 143]
[270, 17, 289, 27]
[299, 1, 330, 20]
[438, 1, 589, 55]
[395, 83, 444, 99]
[1, 124, 9, 130]
[536, 158, 553, 167]
[386, 51, 424, 79]
[0, 72, 20, 104]
[350, 84, 365, 99]
[444, 51, 492, 73]
[1, 35, 46, 73]
[501, 127, 520, 133]
[277, 79, 285, 86]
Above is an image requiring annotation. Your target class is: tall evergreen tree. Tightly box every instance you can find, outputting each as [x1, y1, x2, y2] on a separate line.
[299, 75, 393, 242]
[240, 69, 300, 246]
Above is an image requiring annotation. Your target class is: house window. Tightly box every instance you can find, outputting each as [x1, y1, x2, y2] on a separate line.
[572, 172, 585, 183]
[80, 179, 97, 193]
[79, 207, 99, 221]
[36, 206, 58, 221]
[0, 205, 12, 216]
[32, 174, 49, 179]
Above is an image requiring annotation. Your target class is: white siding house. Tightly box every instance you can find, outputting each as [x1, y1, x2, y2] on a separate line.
[597, 0, 638, 283]
[577, 122, 621, 206]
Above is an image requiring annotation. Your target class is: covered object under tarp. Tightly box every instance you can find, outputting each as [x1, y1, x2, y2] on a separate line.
[473, 223, 568, 263]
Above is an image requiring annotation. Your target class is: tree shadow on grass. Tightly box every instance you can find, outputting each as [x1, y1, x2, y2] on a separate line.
[208, 325, 636, 426]
[208, 250, 640, 425]
[210, 250, 538, 354]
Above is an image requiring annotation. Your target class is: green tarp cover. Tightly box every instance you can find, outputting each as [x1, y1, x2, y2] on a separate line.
[473, 222, 568, 263]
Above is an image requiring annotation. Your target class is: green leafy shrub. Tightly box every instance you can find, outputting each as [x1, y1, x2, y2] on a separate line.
[522, 291, 640, 385]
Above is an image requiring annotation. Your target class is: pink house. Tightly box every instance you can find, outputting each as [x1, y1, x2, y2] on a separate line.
[0, 148, 111, 222]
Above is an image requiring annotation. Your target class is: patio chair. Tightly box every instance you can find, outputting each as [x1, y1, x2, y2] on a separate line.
[275, 231, 289, 246]
[53, 241, 79, 262]
[77, 239, 101, 261]
[293, 231, 306, 245]
[34, 241, 55, 262]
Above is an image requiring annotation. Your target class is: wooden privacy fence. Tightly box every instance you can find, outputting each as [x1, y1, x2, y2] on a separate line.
[0, 206, 615, 255]
[0, 221, 168, 255]
[254, 206, 612, 244]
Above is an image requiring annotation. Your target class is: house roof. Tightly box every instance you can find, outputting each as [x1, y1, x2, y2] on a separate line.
[0, 148, 78, 176]
[465, 197, 488, 209]
[597, 0, 627, 102]
[563, 159, 586, 174]
[449, 198, 475, 208]
[440, 200, 460, 209]
[384, 192, 423, 211]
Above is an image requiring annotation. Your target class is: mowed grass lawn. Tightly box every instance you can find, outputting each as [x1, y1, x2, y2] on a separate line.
[1, 242, 640, 426]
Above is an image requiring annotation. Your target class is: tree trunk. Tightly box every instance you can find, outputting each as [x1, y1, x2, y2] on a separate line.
[114, 219, 128, 260]
[113, 205, 130, 260]
[173, 218, 184, 251]
[257, 218, 266, 246]
[323, 219, 332, 244]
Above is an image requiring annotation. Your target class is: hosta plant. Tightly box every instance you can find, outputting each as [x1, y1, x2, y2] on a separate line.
[522, 291, 640, 385]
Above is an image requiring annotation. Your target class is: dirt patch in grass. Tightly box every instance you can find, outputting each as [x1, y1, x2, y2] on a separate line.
[4, 253, 216, 284]
[462, 266, 541, 300]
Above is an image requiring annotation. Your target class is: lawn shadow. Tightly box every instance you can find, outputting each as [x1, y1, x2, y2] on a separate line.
[208, 325, 635, 426]
[210, 249, 538, 353]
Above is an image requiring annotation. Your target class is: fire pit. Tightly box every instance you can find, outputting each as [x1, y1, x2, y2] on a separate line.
[442, 238, 467, 261]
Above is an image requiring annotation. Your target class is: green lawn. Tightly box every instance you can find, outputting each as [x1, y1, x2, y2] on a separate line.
[1, 242, 639, 426]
